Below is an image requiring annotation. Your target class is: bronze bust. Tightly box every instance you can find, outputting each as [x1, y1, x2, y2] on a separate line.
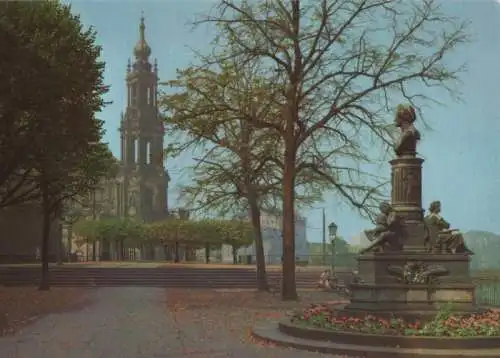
[394, 104, 421, 157]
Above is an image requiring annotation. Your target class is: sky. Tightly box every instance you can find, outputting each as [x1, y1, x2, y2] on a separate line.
[65, 0, 500, 244]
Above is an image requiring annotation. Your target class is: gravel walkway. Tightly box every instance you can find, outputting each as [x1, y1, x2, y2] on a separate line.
[0, 287, 345, 358]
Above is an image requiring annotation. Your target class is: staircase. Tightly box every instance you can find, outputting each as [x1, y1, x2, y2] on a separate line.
[0, 267, 352, 289]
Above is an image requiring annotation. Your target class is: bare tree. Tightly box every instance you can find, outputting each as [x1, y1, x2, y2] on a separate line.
[192, 0, 469, 299]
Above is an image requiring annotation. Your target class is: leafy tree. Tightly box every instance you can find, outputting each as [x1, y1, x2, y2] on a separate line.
[74, 217, 146, 260]
[161, 62, 285, 289]
[193, 0, 469, 299]
[1, 1, 111, 290]
[308, 237, 355, 267]
[0, 2, 55, 207]
[60, 154, 120, 261]
[218, 219, 254, 263]
[75, 218, 255, 263]
[161, 60, 323, 290]
[146, 218, 254, 262]
[73, 219, 98, 242]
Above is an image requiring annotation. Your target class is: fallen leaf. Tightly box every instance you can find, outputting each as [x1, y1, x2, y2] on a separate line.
[0, 287, 91, 336]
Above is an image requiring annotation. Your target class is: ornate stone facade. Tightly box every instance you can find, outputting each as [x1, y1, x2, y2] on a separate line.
[117, 15, 169, 223]
[88, 16, 169, 224]
[66, 16, 170, 260]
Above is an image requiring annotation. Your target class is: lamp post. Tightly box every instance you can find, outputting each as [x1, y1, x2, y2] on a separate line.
[328, 222, 338, 273]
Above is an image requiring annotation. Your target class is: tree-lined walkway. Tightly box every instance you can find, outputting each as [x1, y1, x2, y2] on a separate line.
[0, 287, 349, 357]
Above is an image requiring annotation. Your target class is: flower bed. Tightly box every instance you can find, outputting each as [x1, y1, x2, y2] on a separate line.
[291, 303, 500, 337]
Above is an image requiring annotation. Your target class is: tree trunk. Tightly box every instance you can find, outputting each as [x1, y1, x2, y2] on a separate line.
[96, 239, 101, 262]
[232, 245, 237, 264]
[248, 195, 268, 290]
[119, 239, 124, 260]
[174, 241, 180, 263]
[56, 222, 63, 266]
[39, 181, 51, 291]
[92, 239, 96, 261]
[85, 238, 89, 261]
[281, 144, 298, 300]
[67, 224, 73, 261]
[205, 242, 210, 263]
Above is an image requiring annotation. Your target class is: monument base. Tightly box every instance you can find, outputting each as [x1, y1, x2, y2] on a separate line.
[347, 252, 478, 321]
[400, 220, 427, 252]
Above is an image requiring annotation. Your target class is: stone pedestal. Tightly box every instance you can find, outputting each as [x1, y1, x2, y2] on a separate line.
[341, 115, 481, 321]
[390, 157, 424, 219]
[390, 156, 426, 251]
[343, 253, 480, 321]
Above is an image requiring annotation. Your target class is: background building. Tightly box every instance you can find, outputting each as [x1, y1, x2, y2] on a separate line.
[67, 16, 170, 260]
[207, 210, 309, 264]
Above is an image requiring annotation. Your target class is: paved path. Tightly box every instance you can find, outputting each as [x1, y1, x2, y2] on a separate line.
[0, 287, 344, 358]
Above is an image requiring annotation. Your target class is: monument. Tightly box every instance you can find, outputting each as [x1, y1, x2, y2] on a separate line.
[252, 105, 500, 357]
[344, 104, 478, 320]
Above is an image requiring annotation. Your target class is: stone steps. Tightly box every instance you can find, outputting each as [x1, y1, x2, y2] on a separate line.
[0, 267, 331, 289]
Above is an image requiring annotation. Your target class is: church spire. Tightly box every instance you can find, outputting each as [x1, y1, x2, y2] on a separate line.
[133, 12, 151, 61]
[139, 12, 146, 41]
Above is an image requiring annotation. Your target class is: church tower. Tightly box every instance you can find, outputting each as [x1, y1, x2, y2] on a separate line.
[119, 15, 169, 222]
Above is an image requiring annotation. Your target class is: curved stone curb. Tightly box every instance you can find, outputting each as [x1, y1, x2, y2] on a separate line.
[251, 320, 500, 358]
[279, 321, 500, 350]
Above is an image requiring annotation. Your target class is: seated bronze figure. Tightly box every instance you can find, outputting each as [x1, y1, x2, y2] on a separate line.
[361, 202, 405, 254]
[424, 200, 473, 255]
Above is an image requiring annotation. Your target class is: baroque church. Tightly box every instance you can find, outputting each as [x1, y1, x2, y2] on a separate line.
[0, 16, 172, 263]
[97, 15, 169, 223]
[68, 16, 174, 261]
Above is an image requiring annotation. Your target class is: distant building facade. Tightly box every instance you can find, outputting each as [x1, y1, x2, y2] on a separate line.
[206, 210, 309, 264]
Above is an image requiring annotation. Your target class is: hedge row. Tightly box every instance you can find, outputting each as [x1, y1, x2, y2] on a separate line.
[72, 217, 254, 248]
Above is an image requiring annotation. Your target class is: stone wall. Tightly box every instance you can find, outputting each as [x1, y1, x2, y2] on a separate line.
[0, 204, 59, 263]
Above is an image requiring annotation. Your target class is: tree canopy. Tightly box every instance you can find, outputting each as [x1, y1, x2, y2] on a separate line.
[0, 0, 110, 210]
[73, 218, 147, 245]
[161, 63, 323, 215]
[146, 218, 254, 248]
[0, 0, 113, 290]
[176, 0, 469, 300]
[73, 218, 255, 249]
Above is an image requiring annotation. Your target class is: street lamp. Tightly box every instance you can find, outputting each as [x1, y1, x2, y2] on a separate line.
[328, 222, 338, 273]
